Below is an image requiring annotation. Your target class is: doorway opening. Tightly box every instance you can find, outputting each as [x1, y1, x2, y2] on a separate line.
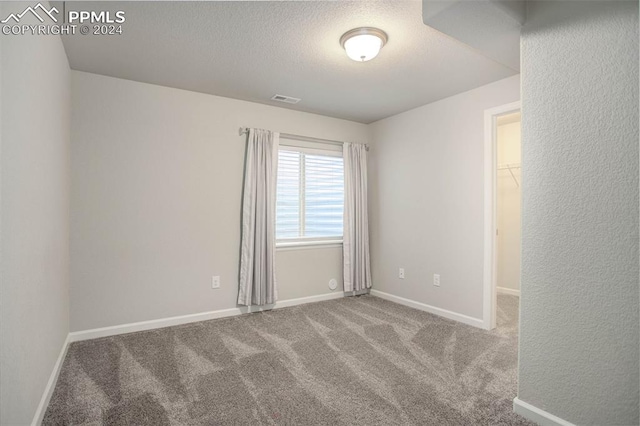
[483, 102, 521, 330]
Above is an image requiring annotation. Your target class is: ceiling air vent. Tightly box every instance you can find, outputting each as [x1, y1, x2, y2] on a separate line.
[271, 94, 301, 104]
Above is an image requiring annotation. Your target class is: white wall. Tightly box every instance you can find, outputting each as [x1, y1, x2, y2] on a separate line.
[0, 2, 71, 423]
[497, 120, 521, 294]
[518, 1, 639, 424]
[70, 71, 369, 332]
[369, 75, 519, 321]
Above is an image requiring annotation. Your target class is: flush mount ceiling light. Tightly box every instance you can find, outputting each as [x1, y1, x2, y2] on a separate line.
[340, 27, 388, 62]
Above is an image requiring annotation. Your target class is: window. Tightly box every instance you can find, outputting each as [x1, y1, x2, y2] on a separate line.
[276, 146, 344, 245]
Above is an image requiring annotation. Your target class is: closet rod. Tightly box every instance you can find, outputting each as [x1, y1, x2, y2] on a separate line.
[497, 163, 520, 188]
[239, 127, 369, 151]
[497, 163, 521, 170]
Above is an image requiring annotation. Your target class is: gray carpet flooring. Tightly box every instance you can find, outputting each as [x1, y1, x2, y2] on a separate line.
[43, 294, 532, 425]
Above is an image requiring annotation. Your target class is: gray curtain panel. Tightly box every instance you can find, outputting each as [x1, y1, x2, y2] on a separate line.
[238, 128, 279, 306]
[343, 142, 372, 292]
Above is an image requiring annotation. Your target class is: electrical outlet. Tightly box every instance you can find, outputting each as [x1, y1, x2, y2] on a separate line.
[433, 274, 440, 287]
[399, 268, 405, 279]
[328, 278, 338, 290]
[212, 276, 221, 289]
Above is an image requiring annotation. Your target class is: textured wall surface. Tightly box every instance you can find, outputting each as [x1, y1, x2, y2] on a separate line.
[0, 2, 71, 423]
[519, 1, 639, 424]
[369, 75, 519, 320]
[70, 72, 368, 332]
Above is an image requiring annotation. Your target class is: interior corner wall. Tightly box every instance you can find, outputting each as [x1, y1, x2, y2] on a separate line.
[70, 71, 369, 332]
[368, 75, 520, 321]
[0, 3, 71, 424]
[518, 1, 639, 424]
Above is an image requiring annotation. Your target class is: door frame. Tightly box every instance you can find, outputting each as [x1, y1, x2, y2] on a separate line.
[483, 101, 521, 330]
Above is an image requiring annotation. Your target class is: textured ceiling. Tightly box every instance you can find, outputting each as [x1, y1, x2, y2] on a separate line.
[422, 0, 524, 70]
[60, 1, 517, 123]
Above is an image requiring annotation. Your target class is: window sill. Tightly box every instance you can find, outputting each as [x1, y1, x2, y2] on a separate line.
[276, 240, 343, 251]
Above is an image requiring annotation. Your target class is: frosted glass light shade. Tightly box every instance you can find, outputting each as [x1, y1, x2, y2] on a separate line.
[340, 28, 388, 62]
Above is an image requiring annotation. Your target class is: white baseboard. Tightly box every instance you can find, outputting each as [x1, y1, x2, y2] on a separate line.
[69, 291, 346, 343]
[31, 334, 71, 426]
[497, 287, 520, 296]
[370, 290, 484, 329]
[513, 397, 575, 426]
[32, 291, 345, 423]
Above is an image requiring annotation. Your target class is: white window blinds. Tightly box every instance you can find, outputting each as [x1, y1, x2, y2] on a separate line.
[276, 148, 344, 241]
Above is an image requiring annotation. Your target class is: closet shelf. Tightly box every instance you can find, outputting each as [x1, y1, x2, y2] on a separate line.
[497, 163, 521, 187]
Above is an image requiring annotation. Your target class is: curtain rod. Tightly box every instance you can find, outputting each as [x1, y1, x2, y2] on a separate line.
[238, 127, 369, 151]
